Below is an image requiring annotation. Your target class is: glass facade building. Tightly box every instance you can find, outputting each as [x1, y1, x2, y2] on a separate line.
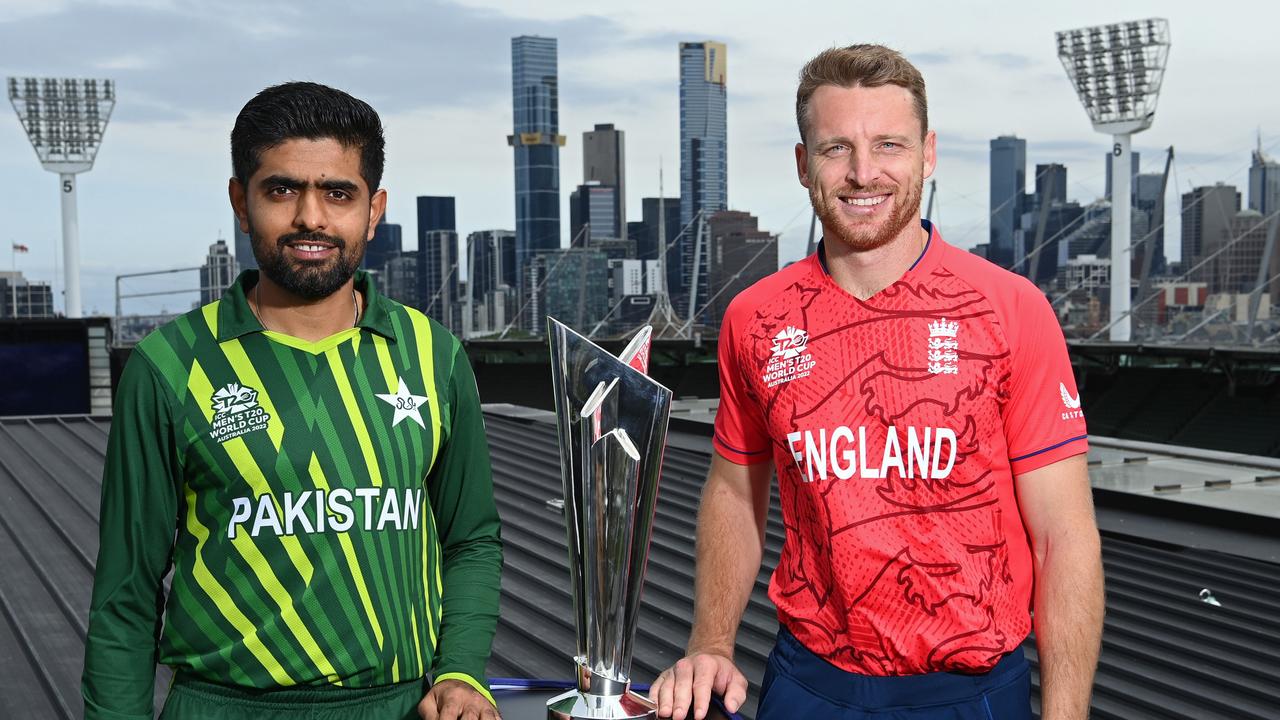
[416, 195, 456, 311]
[509, 36, 565, 277]
[679, 41, 727, 321]
[989, 135, 1026, 268]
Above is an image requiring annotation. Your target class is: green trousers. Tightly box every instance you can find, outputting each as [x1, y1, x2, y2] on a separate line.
[160, 675, 426, 720]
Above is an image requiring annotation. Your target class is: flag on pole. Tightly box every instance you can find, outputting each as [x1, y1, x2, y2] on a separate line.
[12, 243, 28, 253]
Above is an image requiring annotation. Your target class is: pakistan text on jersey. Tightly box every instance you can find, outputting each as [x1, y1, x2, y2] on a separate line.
[228, 488, 425, 539]
[786, 426, 958, 483]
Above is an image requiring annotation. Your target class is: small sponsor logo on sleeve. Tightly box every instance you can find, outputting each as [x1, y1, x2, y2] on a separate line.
[1059, 382, 1084, 420]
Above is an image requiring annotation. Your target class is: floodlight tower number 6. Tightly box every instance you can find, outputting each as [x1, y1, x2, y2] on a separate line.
[1056, 19, 1170, 342]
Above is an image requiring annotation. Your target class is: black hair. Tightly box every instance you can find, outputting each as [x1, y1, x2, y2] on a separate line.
[230, 81, 385, 191]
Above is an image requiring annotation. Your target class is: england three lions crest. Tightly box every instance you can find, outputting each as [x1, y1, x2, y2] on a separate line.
[927, 319, 959, 375]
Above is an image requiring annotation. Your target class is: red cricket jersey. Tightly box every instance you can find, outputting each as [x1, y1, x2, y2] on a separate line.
[713, 221, 1087, 676]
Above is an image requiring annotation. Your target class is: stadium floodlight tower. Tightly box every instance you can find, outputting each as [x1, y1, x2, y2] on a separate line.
[1056, 19, 1169, 342]
[8, 77, 116, 318]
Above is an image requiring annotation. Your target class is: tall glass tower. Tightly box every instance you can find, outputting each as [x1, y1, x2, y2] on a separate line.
[679, 41, 727, 227]
[509, 36, 565, 280]
[989, 135, 1026, 268]
[678, 41, 727, 321]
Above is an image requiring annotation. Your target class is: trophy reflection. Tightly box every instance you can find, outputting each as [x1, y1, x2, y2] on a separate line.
[546, 318, 672, 720]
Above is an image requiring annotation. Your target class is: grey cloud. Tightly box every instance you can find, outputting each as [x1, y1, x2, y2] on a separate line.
[0, 0, 657, 125]
[912, 52, 952, 65]
[977, 52, 1036, 70]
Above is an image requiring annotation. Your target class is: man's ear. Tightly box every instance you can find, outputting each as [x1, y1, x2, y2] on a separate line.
[368, 188, 388, 241]
[795, 143, 811, 189]
[229, 177, 249, 233]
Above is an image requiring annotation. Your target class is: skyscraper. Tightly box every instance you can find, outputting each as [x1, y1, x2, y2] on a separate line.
[679, 41, 727, 320]
[1134, 173, 1167, 275]
[416, 196, 456, 310]
[509, 36, 565, 275]
[679, 42, 727, 227]
[582, 123, 626, 238]
[707, 210, 777, 327]
[422, 229, 459, 329]
[569, 182, 621, 245]
[1035, 163, 1068, 207]
[365, 215, 402, 274]
[989, 136, 1026, 268]
[1209, 209, 1275, 295]
[200, 239, 237, 306]
[233, 220, 256, 270]
[1250, 136, 1280, 215]
[466, 229, 517, 336]
[1181, 184, 1241, 282]
[1017, 163, 1068, 283]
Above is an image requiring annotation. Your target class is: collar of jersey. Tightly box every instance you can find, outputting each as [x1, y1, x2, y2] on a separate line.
[216, 269, 399, 343]
[815, 219, 944, 286]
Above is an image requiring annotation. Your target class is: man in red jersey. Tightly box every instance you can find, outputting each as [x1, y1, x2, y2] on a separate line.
[651, 45, 1103, 720]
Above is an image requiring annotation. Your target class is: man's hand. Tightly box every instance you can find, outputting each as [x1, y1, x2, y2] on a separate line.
[650, 652, 748, 720]
[418, 678, 500, 720]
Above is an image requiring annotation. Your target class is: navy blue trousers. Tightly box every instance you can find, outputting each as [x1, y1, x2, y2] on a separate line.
[757, 630, 1033, 720]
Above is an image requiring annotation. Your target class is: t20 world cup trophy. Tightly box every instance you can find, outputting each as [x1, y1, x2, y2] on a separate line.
[546, 318, 672, 720]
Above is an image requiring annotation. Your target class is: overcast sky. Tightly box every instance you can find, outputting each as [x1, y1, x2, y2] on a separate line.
[1, 0, 1274, 316]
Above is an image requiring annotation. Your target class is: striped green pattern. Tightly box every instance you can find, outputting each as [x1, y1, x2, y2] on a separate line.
[123, 274, 463, 688]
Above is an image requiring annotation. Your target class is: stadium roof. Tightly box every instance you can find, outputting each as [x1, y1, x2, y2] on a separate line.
[1, 410, 1277, 719]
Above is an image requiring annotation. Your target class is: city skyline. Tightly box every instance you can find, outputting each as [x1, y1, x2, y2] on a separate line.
[0, 0, 1276, 315]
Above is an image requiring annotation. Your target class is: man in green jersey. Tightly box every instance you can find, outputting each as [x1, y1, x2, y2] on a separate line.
[82, 82, 503, 720]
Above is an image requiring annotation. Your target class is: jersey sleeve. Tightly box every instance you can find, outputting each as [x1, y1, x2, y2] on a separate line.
[712, 306, 772, 465]
[427, 343, 502, 704]
[1001, 287, 1088, 475]
[82, 352, 183, 720]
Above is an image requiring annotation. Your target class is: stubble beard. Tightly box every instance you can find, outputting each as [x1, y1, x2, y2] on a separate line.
[812, 173, 923, 253]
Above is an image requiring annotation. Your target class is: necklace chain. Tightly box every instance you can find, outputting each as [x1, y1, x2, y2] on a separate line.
[250, 283, 359, 332]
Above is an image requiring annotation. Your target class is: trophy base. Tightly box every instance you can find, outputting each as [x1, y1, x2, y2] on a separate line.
[546, 688, 657, 719]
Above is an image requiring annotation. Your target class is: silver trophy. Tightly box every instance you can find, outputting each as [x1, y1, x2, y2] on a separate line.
[546, 318, 672, 720]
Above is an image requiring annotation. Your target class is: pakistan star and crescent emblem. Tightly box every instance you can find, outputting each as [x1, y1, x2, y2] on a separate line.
[376, 376, 428, 428]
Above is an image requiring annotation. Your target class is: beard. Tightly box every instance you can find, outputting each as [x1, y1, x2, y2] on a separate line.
[250, 225, 366, 301]
[812, 174, 923, 253]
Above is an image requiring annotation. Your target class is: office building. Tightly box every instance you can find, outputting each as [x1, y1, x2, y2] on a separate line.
[1181, 184, 1241, 282]
[1250, 137, 1280, 215]
[680, 41, 728, 316]
[365, 216, 403, 274]
[569, 182, 621, 244]
[524, 248, 609, 332]
[233, 219, 256, 270]
[0, 271, 54, 318]
[422, 229, 459, 329]
[989, 135, 1026, 267]
[583, 123, 626, 238]
[1207, 209, 1278, 295]
[510, 36, 565, 278]
[416, 196, 456, 310]
[381, 251, 420, 308]
[200, 239, 237, 306]
[1134, 172, 1167, 276]
[707, 210, 777, 327]
[466, 229, 517, 336]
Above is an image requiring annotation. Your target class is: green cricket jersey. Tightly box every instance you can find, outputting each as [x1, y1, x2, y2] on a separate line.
[82, 271, 503, 720]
